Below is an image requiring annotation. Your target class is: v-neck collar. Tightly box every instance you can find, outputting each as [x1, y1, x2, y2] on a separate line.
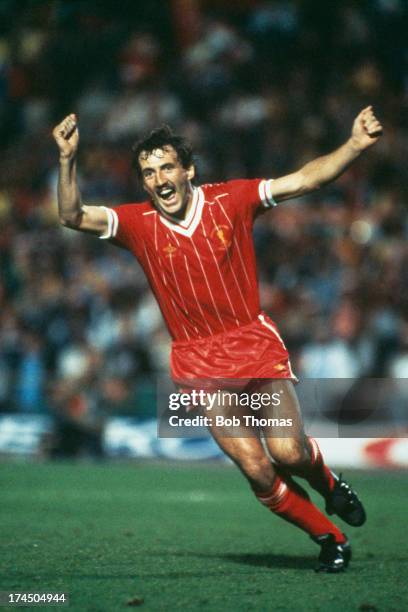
[158, 187, 204, 237]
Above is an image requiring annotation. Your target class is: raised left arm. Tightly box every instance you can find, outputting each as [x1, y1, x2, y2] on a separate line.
[270, 106, 383, 203]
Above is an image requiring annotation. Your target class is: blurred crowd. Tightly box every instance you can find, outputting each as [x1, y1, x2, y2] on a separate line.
[0, 0, 407, 433]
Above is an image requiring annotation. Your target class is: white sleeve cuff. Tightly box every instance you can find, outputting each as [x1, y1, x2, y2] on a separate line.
[99, 206, 119, 239]
[258, 179, 277, 209]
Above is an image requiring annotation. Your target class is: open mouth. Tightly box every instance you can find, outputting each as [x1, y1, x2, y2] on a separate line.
[157, 186, 176, 202]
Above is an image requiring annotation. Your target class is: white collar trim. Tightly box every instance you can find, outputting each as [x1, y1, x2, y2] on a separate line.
[159, 187, 204, 237]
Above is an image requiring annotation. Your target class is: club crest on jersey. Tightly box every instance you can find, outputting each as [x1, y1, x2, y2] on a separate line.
[211, 224, 232, 250]
[163, 243, 178, 258]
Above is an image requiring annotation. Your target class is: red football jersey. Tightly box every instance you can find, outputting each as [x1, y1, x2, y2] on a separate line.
[101, 179, 276, 341]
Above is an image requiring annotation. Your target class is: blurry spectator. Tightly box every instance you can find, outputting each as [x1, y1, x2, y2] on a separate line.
[49, 378, 104, 459]
[388, 325, 408, 379]
[103, 87, 182, 140]
[15, 331, 46, 412]
[299, 324, 364, 379]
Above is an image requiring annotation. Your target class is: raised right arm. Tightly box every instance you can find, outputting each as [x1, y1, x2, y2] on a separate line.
[53, 114, 109, 235]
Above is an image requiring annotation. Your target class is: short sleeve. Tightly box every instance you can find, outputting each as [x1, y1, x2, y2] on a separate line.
[225, 178, 277, 217]
[99, 204, 142, 255]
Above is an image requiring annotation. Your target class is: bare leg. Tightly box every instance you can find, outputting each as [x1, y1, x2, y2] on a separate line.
[200, 386, 345, 544]
[258, 380, 334, 496]
[203, 390, 277, 494]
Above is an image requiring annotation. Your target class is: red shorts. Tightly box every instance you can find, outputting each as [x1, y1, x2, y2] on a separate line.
[170, 312, 297, 392]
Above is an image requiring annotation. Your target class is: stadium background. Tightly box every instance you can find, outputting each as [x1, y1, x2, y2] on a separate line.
[0, 1, 408, 610]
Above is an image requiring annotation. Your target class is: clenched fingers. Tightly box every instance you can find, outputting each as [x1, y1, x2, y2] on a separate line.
[53, 114, 77, 140]
[361, 106, 383, 137]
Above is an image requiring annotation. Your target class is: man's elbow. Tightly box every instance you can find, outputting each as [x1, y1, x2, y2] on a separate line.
[305, 179, 323, 193]
[59, 212, 83, 229]
[299, 171, 322, 194]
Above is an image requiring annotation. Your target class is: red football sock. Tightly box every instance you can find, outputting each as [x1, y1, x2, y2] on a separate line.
[305, 437, 336, 498]
[256, 474, 345, 544]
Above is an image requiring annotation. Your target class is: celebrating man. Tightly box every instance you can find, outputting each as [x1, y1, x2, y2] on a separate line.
[53, 106, 382, 571]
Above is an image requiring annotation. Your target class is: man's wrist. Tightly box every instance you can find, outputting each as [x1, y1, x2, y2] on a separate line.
[347, 137, 364, 155]
[59, 155, 76, 164]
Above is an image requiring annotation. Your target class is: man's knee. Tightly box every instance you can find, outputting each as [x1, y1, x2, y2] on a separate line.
[272, 438, 311, 469]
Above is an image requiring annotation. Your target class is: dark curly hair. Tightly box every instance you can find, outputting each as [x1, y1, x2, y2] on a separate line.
[132, 125, 194, 179]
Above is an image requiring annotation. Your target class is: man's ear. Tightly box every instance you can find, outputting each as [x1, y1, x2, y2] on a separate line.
[187, 165, 195, 181]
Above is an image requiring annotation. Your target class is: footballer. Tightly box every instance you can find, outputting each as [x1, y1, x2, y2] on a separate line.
[53, 106, 382, 572]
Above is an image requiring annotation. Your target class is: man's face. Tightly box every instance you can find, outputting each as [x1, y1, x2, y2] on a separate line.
[139, 146, 195, 219]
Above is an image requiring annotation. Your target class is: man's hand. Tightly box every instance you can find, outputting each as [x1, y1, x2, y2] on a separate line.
[270, 106, 383, 202]
[53, 113, 79, 160]
[350, 106, 383, 152]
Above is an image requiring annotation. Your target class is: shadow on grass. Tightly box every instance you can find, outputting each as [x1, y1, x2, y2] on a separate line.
[4, 551, 315, 582]
[126, 550, 314, 571]
[212, 552, 313, 570]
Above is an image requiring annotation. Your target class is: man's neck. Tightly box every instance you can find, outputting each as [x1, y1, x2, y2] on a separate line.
[158, 186, 194, 224]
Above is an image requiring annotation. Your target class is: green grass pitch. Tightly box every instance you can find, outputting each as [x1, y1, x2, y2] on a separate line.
[1, 461, 407, 611]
